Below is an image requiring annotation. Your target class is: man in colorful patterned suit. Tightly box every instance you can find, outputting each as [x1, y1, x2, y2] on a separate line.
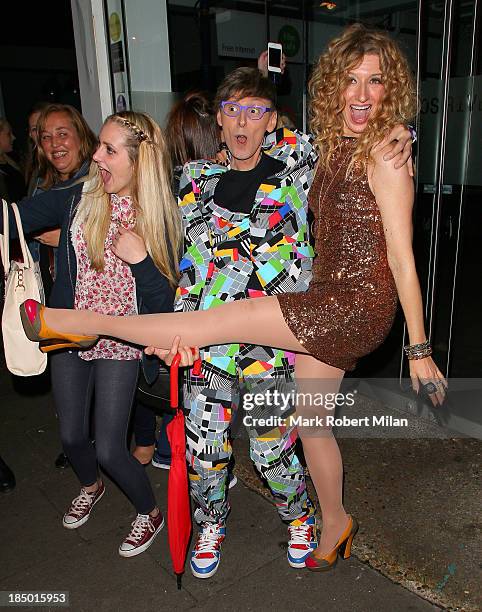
[176, 68, 317, 579]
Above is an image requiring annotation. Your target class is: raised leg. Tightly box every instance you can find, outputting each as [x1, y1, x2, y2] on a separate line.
[42, 297, 308, 355]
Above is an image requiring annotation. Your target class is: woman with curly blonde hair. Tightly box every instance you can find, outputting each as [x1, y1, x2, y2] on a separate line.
[21, 25, 446, 572]
[310, 23, 418, 175]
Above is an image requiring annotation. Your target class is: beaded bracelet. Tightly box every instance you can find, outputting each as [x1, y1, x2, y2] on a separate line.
[404, 339, 430, 352]
[406, 347, 433, 360]
[403, 340, 432, 360]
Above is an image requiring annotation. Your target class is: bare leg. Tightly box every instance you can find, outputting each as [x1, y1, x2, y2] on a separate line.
[43, 297, 309, 355]
[293, 355, 349, 559]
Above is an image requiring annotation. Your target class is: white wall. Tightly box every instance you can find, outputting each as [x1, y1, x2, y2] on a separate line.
[124, 0, 175, 126]
[124, 0, 171, 92]
[71, 0, 112, 132]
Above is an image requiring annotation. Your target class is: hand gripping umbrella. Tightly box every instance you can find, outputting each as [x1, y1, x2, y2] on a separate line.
[167, 352, 202, 589]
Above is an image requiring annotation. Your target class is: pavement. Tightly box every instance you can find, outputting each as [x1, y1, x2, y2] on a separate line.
[0, 362, 479, 612]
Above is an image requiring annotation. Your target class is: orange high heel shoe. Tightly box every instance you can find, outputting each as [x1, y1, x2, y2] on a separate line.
[19, 299, 99, 353]
[305, 515, 358, 572]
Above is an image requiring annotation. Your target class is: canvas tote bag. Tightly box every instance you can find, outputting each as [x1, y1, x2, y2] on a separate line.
[1, 199, 47, 376]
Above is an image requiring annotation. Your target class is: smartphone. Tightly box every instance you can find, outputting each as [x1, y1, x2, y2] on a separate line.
[267, 42, 282, 73]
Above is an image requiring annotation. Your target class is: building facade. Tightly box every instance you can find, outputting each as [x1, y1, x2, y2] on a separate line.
[72, 0, 481, 436]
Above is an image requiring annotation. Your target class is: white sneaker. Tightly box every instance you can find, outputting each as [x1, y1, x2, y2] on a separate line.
[62, 483, 105, 529]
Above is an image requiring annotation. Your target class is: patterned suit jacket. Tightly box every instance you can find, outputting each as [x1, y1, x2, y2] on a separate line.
[175, 128, 317, 316]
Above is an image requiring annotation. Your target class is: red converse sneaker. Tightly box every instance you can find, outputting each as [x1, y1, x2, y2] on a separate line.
[62, 482, 105, 529]
[118, 511, 165, 557]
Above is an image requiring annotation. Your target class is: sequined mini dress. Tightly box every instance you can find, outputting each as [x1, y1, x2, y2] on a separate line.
[278, 138, 398, 371]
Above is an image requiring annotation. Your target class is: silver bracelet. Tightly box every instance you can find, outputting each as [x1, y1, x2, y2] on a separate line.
[406, 347, 433, 361]
[404, 340, 432, 360]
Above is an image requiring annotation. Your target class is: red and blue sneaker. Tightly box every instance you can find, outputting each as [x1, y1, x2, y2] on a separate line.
[287, 514, 317, 568]
[190, 521, 226, 579]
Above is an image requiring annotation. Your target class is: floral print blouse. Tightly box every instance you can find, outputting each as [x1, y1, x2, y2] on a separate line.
[73, 194, 141, 361]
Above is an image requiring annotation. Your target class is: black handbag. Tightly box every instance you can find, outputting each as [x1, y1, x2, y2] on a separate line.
[136, 361, 186, 411]
[137, 361, 171, 408]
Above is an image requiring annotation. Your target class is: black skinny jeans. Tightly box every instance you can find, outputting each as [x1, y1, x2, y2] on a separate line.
[50, 351, 156, 515]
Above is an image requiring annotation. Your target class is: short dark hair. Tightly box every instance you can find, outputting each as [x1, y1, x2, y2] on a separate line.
[214, 67, 276, 112]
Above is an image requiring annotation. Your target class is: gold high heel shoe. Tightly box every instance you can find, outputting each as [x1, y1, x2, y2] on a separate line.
[305, 515, 358, 572]
[19, 299, 98, 353]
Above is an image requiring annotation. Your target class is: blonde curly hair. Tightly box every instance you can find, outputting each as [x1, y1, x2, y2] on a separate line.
[309, 23, 417, 174]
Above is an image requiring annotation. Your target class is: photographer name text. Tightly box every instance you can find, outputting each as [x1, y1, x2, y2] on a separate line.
[242, 414, 408, 428]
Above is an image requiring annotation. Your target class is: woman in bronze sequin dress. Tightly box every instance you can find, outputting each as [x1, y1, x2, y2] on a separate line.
[278, 135, 399, 372]
[24, 25, 446, 572]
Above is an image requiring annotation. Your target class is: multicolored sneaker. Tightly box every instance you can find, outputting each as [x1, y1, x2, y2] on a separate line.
[119, 511, 165, 557]
[62, 482, 105, 529]
[190, 522, 226, 578]
[287, 515, 317, 568]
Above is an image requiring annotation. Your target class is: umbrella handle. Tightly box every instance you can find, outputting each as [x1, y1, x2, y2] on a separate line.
[170, 353, 182, 409]
[191, 348, 202, 377]
[170, 351, 202, 409]
[169, 349, 202, 408]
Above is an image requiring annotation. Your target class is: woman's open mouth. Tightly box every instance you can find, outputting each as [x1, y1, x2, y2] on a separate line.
[350, 104, 372, 124]
[99, 166, 111, 185]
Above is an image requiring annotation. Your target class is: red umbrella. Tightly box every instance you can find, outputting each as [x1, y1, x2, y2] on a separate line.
[167, 352, 202, 589]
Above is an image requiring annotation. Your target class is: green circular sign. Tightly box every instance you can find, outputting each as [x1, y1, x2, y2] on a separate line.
[278, 25, 300, 58]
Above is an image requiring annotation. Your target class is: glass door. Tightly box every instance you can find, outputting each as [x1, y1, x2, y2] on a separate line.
[417, 0, 482, 380]
[150, 2, 481, 429]
[410, 0, 482, 434]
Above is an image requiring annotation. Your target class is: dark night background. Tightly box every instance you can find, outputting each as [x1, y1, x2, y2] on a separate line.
[0, 2, 78, 155]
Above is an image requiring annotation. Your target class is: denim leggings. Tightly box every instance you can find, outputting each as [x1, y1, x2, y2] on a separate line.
[50, 351, 156, 515]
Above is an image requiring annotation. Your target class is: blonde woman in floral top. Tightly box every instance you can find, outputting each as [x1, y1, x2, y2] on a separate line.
[6, 111, 180, 557]
[57, 111, 181, 556]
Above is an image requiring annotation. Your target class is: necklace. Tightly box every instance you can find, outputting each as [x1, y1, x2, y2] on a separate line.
[312, 143, 354, 237]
